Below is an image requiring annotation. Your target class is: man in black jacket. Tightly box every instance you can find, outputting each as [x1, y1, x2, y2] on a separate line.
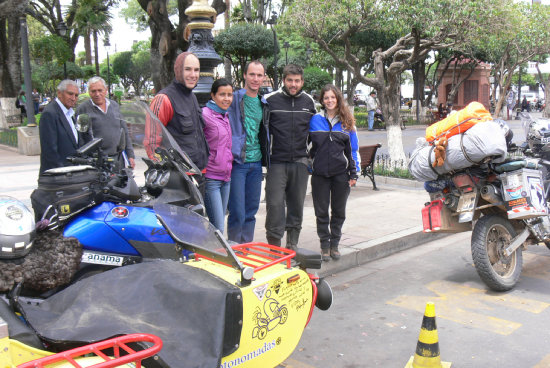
[264, 64, 316, 249]
[39, 80, 85, 174]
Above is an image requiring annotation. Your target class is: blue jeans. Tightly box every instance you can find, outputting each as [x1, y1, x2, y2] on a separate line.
[227, 161, 262, 243]
[204, 178, 231, 233]
[368, 110, 375, 130]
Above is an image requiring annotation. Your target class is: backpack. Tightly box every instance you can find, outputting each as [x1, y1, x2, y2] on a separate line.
[15, 98, 20, 108]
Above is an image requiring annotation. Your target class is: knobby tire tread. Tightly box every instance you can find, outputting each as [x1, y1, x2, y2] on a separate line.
[471, 215, 522, 291]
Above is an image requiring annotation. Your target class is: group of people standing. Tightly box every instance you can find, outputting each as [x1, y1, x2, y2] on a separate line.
[37, 51, 360, 261]
[150, 52, 360, 260]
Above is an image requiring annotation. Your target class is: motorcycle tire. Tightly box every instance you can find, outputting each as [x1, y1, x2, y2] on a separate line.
[471, 215, 523, 292]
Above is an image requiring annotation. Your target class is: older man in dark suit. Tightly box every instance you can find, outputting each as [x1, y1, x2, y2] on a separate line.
[39, 80, 85, 174]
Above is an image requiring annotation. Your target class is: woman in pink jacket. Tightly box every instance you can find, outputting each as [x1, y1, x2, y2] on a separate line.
[202, 79, 234, 232]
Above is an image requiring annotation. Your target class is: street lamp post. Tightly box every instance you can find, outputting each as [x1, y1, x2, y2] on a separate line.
[56, 21, 68, 79]
[306, 46, 312, 65]
[266, 11, 279, 89]
[184, 0, 223, 105]
[104, 37, 111, 98]
[19, 15, 36, 126]
[283, 41, 290, 65]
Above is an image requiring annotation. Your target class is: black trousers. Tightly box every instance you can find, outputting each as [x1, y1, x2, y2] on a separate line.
[265, 162, 309, 246]
[311, 173, 350, 249]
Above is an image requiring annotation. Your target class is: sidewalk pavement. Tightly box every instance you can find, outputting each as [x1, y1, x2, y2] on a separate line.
[0, 144, 448, 277]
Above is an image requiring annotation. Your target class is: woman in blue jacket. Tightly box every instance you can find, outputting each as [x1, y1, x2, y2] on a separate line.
[309, 84, 360, 261]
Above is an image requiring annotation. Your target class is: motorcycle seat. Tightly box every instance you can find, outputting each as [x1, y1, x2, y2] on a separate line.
[494, 160, 527, 173]
[0, 297, 43, 349]
[494, 160, 540, 173]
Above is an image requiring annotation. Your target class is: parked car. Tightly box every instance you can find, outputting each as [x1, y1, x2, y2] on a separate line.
[354, 90, 367, 105]
[259, 86, 273, 95]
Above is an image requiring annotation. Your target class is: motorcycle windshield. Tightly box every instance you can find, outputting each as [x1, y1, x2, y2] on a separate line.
[154, 203, 241, 268]
[120, 101, 201, 175]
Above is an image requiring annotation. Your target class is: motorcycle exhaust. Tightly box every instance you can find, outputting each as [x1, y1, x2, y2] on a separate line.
[480, 185, 506, 210]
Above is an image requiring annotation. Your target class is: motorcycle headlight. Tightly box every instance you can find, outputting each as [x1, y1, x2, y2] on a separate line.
[145, 169, 158, 186]
[155, 171, 170, 187]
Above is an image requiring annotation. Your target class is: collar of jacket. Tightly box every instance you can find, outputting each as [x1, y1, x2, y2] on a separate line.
[281, 86, 304, 98]
[173, 80, 194, 95]
[236, 88, 268, 104]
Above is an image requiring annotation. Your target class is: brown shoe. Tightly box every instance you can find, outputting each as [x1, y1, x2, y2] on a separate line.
[330, 248, 341, 260]
[321, 249, 331, 262]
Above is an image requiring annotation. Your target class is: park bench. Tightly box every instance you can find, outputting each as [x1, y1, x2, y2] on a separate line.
[359, 143, 382, 190]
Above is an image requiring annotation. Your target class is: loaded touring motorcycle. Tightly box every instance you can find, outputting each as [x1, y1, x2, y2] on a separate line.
[0, 102, 332, 367]
[417, 108, 550, 292]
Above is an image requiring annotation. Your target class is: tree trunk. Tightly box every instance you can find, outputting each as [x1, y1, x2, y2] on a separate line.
[373, 51, 406, 164]
[224, 0, 231, 82]
[0, 15, 22, 97]
[93, 30, 99, 75]
[84, 31, 92, 65]
[335, 67, 342, 91]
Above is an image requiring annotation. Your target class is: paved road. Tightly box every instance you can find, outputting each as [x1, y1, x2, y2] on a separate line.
[283, 232, 550, 368]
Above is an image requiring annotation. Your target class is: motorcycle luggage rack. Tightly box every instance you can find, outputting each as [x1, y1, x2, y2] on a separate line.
[195, 242, 295, 272]
[18, 333, 162, 368]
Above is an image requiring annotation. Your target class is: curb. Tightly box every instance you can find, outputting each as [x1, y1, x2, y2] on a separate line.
[318, 226, 449, 277]
[375, 175, 424, 189]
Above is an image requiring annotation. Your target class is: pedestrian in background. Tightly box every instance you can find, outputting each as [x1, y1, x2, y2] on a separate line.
[521, 96, 530, 112]
[366, 90, 377, 131]
[309, 84, 359, 261]
[264, 64, 316, 250]
[506, 88, 515, 120]
[32, 88, 40, 115]
[202, 79, 234, 233]
[77, 76, 135, 171]
[226, 60, 270, 243]
[16, 91, 27, 116]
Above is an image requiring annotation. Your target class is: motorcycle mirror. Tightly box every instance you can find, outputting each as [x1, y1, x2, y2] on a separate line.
[76, 114, 90, 133]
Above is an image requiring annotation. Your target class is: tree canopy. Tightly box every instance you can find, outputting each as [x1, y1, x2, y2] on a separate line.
[285, 0, 516, 162]
[214, 23, 274, 86]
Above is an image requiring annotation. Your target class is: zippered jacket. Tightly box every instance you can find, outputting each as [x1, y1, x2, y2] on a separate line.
[202, 106, 233, 181]
[265, 88, 316, 163]
[227, 88, 270, 166]
[309, 112, 360, 179]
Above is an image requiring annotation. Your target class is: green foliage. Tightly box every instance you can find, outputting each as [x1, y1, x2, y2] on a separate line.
[80, 65, 97, 80]
[303, 67, 332, 93]
[30, 35, 72, 64]
[511, 71, 537, 89]
[214, 23, 274, 85]
[0, 130, 18, 148]
[121, 0, 178, 32]
[111, 44, 151, 96]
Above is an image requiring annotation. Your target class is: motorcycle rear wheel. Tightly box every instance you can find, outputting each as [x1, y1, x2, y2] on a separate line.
[471, 215, 523, 291]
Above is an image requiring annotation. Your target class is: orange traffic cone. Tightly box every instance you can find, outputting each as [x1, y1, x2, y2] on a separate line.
[405, 302, 451, 368]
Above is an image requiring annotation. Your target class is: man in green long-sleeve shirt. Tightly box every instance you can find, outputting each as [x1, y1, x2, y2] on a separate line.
[76, 76, 135, 170]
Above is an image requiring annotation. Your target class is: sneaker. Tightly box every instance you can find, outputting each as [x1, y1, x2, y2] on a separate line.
[330, 248, 341, 260]
[321, 249, 331, 262]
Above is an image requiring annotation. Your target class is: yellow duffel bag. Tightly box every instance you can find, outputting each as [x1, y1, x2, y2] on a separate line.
[426, 101, 492, 142]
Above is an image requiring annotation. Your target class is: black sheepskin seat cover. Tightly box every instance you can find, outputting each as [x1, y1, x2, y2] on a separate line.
[0, 229, 82, 292]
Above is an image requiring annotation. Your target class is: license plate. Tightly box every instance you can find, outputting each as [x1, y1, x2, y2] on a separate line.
[541, 136, 550, 144]
[81, 251, 124, 266]
[457, 191, 478, 223]
[457, 192, 477, 212]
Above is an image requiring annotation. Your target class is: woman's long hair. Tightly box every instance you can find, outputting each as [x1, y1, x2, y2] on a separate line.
[319, 84, 355, 131]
